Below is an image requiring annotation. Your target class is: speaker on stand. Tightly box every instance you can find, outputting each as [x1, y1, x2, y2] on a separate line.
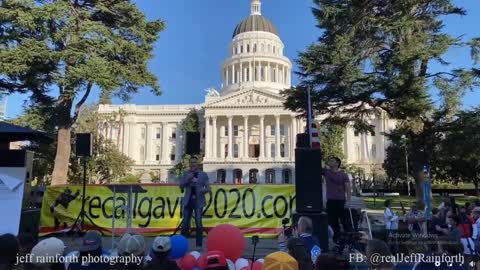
[294, 136, 329, 251]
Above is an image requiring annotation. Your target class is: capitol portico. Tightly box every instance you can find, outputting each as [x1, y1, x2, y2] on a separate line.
[98, 0, 396, 184]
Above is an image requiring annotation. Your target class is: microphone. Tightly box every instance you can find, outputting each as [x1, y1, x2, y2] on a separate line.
[193, 172, 199, 178]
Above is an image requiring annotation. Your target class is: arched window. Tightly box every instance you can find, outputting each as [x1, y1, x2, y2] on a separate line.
[217, 169, 226, 183]
[268, 44, 271, 53]
[234, 144, 239, 158]
[249, 169, 259, 184]
[282, 169, 291, 184]
[224, 144, 228, 158]
[273, 46, 276, 54]
[240, 45, 243, 53]
[355, 144, 361, 161]
[233, 169, 243, 184]
[270, 144, 276, 158]
[265, 169, 276, 184]
[247, 44, 250, 53]
[253, 44, 257, 52]
[371, 144, 377, 159]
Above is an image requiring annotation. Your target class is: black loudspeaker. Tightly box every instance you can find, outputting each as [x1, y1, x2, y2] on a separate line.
[76, 133, 92, 157]
[295, 148, 323, 212]
[186, 132, 201, 155]
[296, 133, 309, 148]
[293, 212, 329, 251]
[19, 209, 41, 239]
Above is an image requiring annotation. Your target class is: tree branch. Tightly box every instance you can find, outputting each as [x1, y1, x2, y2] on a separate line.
[72, 83, 92, 123]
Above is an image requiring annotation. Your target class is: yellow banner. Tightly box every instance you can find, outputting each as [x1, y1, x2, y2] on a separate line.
[40, 184, 296, 238]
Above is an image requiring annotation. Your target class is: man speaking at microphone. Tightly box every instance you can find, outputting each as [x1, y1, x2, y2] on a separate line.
[179, 157, 211, 249]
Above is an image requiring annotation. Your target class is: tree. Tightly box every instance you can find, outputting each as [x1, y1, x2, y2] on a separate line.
[282, 0, 480, 207]
[174, 109, 201, 178]
[318, 122, 345, 165]
[0, 0, 165, 185]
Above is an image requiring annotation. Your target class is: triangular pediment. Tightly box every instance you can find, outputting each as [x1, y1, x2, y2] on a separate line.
[205, 89, 285, 108]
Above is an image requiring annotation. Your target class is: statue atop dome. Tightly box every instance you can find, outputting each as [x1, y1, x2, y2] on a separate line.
[251, 0, 261, 15]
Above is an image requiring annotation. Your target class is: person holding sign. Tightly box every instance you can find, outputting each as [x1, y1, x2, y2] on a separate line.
[179, 157, 211, 249]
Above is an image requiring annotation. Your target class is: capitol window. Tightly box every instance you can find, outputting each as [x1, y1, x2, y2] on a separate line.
[261, 44, 265, 52]
[155, 146, 161, 161]
[253, 44, 257, 52]
[224, 126, 229, 137]
[371, 144, 377, 158]
[217, 169, 226, 183]
[270, 144, 275, 158]
[282, 169, 291, 184]
[280, 144, 285, 157]
[371, 130, 376, 136]
[273, 46, 276, 54]
[156, 128, 161, 139]
[170, 146, 176, 161]
[234, 144, 239, 158]
[354, 130, 359, 137]
[240, 45, 243, 53]
[270, 125, 275, 136]
[141, 127, 146, 139]
[280, 125, 285, 136]
[247, 44, 250, 53]
[265, 169, 275, 184]
[171, 127, 176, 139]
[234, 125, 239, 137]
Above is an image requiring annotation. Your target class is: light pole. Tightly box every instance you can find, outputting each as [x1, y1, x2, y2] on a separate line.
[401, 135, 410, 196]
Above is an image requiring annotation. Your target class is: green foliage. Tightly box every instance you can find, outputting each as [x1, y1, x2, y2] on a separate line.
[174, 109, 202, 178]
[282, 0, 480, 206]
[118, 174, 141, 184]
[182, 109, 200, 133]
[318, 123, 345, 164]
[0, 0, 164, 184]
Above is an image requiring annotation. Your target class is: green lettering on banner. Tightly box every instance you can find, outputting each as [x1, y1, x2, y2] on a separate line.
[39, 184, 296, 238]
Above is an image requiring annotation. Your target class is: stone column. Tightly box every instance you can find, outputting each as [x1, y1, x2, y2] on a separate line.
[122, 122, 129, 156]
[226, 66, 229, 86]
[145, 123, 151, 162]
[232, 64, 236, 84]
[291, 116, 297, 161]
[128, 122, 136, 160]
[204, 117, 211, 158]
[259, 116, 265, 160]
[276, 63, 279, 83]
[175, 122, 182, 162]
[257, 62, 261, 81]
[249, 62, 252, 82]
[228, 116, 233, 159]
[212, 116, 218, 159]
[243, 116, 249, 158]
[161, 122, 169, 163]
[275, 115, 281, 159]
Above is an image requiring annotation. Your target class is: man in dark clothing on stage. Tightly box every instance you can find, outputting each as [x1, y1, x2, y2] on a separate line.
[323, 156, 352, 242]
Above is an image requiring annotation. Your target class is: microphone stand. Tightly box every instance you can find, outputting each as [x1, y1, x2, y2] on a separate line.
[251, 236, 259, 270]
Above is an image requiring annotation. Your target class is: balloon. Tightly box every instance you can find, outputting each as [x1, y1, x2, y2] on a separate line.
[252, 262, 263, 270]
[198, 254, 207, 269]
[248, 259, 253, 265]
[180, 254, 198, 270]
[256, 259, 264, 264]
[227, 259, 235, 270]
[241, 267, 250, 270]
[190, 251, 201, 260]
[235, 258, 249, 270]
[170, 235, 189, 259]
[207, 224, 246, 261]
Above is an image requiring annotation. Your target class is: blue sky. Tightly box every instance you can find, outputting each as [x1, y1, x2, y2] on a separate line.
[4, 0, 480, 118]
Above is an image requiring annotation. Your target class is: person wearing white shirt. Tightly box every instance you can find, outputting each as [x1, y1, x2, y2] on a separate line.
[384, 199, 399, 253]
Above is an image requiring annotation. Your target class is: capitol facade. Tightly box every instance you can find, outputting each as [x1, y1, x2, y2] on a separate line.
[98, 0, 396, 184]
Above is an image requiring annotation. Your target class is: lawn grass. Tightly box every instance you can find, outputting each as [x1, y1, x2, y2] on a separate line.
[363, 195, 478, 211]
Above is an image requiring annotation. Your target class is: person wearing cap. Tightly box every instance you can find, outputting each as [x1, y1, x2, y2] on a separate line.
[68, 231, 112, 270]
[112, 233, 146, 270]
[142, 237, 179, 270]
[198, 251, 228, 270]
[30, 237, 66, 270]
[179, 156, 211, 249]
[262, 252, 298, 270]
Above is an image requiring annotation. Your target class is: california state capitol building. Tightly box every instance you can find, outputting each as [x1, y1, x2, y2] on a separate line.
[98, 0, 396, 184]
